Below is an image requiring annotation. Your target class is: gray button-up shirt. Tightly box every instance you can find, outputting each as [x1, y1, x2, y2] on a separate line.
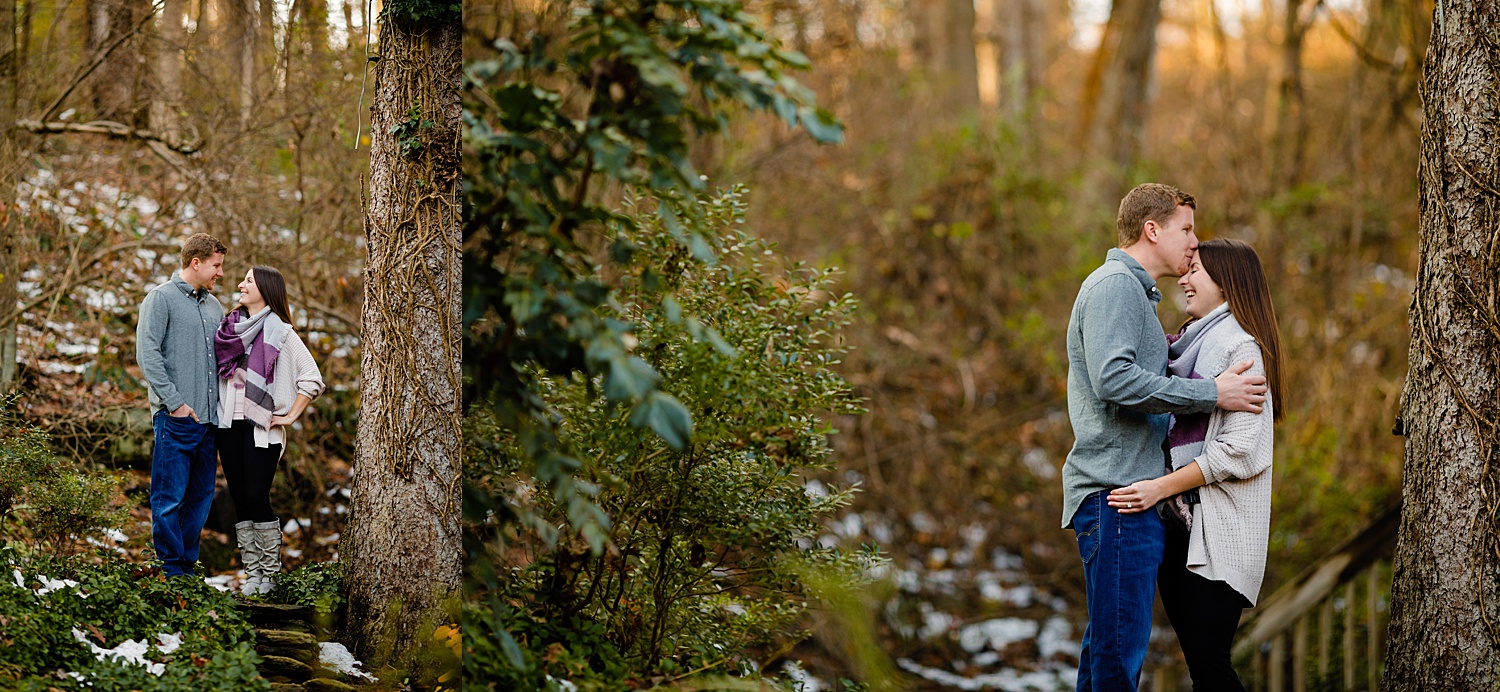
[136, 274, 224, 426]
[1061, 249, 1217, 528]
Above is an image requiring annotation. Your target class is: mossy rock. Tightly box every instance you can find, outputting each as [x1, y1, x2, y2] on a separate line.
[303, 679, 360, 692]
[258, 628, 319, 649]
[260, 654, 316, 682]
[241, 601, 315, 629]
[270, 684, 304, 692]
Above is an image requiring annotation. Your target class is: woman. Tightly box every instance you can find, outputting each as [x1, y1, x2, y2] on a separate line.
[213, 266, 325, 595]
[1107, 239, 1284, 690]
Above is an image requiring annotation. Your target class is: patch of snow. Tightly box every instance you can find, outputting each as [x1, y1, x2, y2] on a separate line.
[918, 603, 955, 640]
[1023, 448, 1056, 479]
[909, 511, 938, 534]
[957, 618, 1039, 654]
[71, 628, 166, 676]
[319, 642, 377, 681]
[203, 574, 234, 592]
[783, 660, 825, 692]
[1037, 617, 1078, 660]
[156, 633, 183, 654]
[35, 574, 82, 596]
[897, 657, 1074, 691]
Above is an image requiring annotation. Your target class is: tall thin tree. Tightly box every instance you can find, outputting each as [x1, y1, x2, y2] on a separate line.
[1383, 2, 1500, 688]
[1079, 0, 1162, 200]
[341, 7, 463, 672]
[0, 0, 18, 393]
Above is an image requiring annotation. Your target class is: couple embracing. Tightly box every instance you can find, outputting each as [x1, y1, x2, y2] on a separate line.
[1064, 184, 1285, 691]
[135, 233, 325, 595]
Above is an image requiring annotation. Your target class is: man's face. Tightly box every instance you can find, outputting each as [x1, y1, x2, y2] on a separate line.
[1151, 205, 1198, 277]
[184, 252, 225, 291]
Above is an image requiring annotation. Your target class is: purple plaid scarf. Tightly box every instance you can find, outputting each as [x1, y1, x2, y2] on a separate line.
[214, 307, 290, 429]
[1162, 302, 1233, 530]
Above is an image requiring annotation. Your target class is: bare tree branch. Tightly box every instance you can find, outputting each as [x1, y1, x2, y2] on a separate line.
[14, 119, 203, 153]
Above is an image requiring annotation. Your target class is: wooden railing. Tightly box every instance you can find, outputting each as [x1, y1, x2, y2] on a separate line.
[1232, 503, 1402, 691]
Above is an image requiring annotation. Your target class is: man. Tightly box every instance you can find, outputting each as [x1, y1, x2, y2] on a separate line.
[1063, 183, 1266, 690]
[137, 233, 226, 577]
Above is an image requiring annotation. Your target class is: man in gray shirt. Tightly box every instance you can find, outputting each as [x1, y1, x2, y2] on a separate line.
[136, 233, 226, 577]
[1063, 184, 1265, 690]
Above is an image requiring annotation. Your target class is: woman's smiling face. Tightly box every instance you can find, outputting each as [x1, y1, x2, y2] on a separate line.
[237, 269, 264, 309]
[1178, 255, 1225, 319]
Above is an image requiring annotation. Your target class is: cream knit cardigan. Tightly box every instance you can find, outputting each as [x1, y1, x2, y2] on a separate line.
[1182, 317, 1275, 606]
[215, 329, 325, 451]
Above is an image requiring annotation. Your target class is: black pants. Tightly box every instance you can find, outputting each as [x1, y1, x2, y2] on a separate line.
[215, 420, 283, 524]
[1159, 528, 1250, 692]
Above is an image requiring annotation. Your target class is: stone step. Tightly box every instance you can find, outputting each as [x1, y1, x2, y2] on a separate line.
[240, 601, 316, 630]
[303, 679, 360, 692]
[260, 654, 316, 683]
[257, 628, 320, 666]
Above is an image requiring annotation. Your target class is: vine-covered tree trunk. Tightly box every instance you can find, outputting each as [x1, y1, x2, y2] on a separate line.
[1, 0, 19, 393]
[1383, 3, 1500, 688]
[342, 13, 463, 670]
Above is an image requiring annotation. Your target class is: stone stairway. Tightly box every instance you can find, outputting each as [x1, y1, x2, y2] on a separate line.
[240, 601, 360, 692]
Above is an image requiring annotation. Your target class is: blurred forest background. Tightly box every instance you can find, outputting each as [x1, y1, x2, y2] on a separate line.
[687, 0, 1422, 685]
[2, 0, 372, 572]
[1, 0, 1428, 688]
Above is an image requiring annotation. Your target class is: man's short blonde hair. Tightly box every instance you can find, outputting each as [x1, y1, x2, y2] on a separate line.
[1117, 183, 1195, 247]
[180, 233, 226, 268]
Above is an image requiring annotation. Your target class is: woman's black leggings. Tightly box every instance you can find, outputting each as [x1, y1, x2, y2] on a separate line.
[1159, 527, 1250, 692]
[215, 420, 283, 524]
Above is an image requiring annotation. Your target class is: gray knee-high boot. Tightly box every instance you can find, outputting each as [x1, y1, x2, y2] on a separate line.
[234, 520, 263, 594]
[251, 520, 283, 594]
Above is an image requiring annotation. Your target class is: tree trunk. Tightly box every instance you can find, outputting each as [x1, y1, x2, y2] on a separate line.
[342, 15, 463, 672]
[1079, 0, 1162, 198]
[996, 0, 1037, 127]
[87, 0, 144, 124]
[1268, 0, 1314, 190]
[943, 0, 980, 109]
[909, 0, 980, 110]
[0, 0, 18, 393]
[1383, 3, 1500, 688]
[150, 0, 187, 146]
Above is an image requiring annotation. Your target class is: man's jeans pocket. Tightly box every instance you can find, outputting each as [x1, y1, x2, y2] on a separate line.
[1072, 497, 1101, 565]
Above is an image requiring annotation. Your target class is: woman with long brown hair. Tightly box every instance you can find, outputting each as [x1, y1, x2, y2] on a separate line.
[212, 265, 325, 595]
[1106, 238, 1283, 690]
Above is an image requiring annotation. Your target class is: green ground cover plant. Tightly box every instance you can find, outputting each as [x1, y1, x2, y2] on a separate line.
[0, 397, 268, 691]
[0, 548, 268, 691]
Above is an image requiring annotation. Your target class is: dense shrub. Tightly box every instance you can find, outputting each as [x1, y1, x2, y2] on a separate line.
[0, 395, 127, 555]
[0, 547, 267, 691]
[465, 186, 876, 688]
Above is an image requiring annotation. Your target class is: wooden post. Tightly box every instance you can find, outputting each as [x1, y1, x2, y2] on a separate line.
[1294, 616, 1308, 692]
[1367, 564, 1379, 689]
[1271, 633, 1286, 691]
[1344, 581, 1356, 690]
[1319, 598, 1333, 681]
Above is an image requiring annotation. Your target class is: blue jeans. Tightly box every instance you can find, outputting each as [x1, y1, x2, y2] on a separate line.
[150, 410, 217, 577]
[1071, 489, 1165, 691]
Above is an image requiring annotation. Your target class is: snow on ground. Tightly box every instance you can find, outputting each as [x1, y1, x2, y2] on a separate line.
[897, 657, 1076, 692]
[318, 642, 377, 681]
[70, 629, 184, 676]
